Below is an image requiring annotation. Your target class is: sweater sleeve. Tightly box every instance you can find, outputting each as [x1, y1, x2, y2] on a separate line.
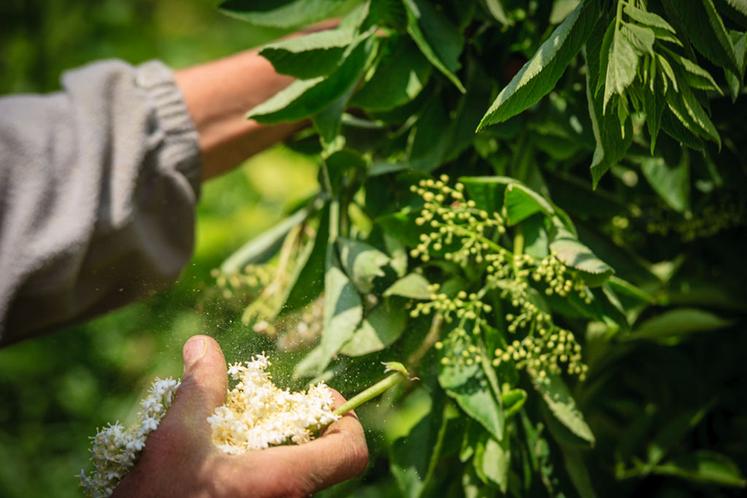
[0, 60, 202, 346]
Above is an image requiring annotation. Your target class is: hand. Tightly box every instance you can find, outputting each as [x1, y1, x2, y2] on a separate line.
[113, 336, 368, 498]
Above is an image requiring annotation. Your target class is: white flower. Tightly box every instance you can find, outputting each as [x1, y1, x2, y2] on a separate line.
[208, 354, 339, 454]
[81, 377, 180, 498]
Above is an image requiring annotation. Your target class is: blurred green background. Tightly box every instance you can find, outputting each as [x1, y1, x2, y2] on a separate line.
[0, 1, 319, 496]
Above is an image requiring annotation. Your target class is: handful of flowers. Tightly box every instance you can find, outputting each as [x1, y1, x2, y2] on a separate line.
[80, 355, 409, 497]
[79, 378, 180, 498]
[207, 353, 339, 453]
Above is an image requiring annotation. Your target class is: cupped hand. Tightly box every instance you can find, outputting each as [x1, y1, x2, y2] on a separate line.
[113, 336, 368, 498]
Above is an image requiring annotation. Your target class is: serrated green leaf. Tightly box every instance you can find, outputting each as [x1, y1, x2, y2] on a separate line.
[446, 380, 504, 442]
[664, 49, 723, 94]
[259, 29, 355, 79]
[629, 308, 732, 343]
[478, 0, 598, 128]
[550, 229, 614, 286]
[661, 106, 706, 150]
[661, 0, 739, 72]
[384, 273, 431, 299]
[248, 35, 374, 123]
[666, 79, 721, 146]
[655, 53, 677, 89]
[621, 23, 655, 55]
[403, 0, 466, 92]
[340, 299, 407, 356]
[595, 19, 615, 96]
[622, 4, 680, 44]
[603, 22, 639, 111]
[338, 236, 391, 294]
[504, 182, 554, 225]
[351, 36, 432, 111]
[220, 0, 350, 28]
[439, 347, 504, 441]
[585, 20, 633, 186]
[624, 4, 676, 35]
[642, 84, 664, 154]
[533, 374, 595, 445]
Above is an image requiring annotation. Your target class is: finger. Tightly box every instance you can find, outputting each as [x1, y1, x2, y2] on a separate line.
[168, 335, 228, 427]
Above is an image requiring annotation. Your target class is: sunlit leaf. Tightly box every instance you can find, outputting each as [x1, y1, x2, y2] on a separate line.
[478, 0, 599, 128]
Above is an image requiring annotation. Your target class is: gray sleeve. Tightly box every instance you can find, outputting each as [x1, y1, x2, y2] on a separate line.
[0, 60, 202, 346]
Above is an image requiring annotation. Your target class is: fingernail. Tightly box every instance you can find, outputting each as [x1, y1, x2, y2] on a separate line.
[183, 336, 206, 369]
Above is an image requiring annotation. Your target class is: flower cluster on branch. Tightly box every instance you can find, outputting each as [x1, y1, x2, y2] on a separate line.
[409, 177, 589, 381]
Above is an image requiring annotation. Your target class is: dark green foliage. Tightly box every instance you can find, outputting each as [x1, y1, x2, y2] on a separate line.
[221, 1, 747, 497]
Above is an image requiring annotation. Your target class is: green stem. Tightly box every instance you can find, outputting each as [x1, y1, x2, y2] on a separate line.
[333, 367, 409, 417]
[513, 231, 525, 257]
[407, 314, 443, 370]
[615, 0, 624, 35]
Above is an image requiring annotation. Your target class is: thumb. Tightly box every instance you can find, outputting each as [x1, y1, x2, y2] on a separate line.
[168, 335, 228, 427]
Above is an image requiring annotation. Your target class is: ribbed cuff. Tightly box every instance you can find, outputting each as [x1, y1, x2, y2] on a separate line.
[135, 60, 202, 198]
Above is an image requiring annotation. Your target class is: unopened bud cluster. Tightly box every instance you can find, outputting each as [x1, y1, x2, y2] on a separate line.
[493, 328, 587, 381]
[409, 177, 589, 382]
[80, 378, 180, 498]
[409, 175, 505, 265]
[412, 286, 491, 329]
[532, 252, 593, 302]
[212, 264, 274, 301]
[434, 326, 482, 368]
[644, 200, 745, 241]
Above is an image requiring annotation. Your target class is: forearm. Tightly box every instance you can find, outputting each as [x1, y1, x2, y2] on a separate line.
[174, 50, 301, 180]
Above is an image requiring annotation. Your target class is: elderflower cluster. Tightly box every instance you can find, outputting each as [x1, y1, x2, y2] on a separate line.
[212, 264, 274, 301]
[434, 326, 482, 368]
[412, 287, 492, 325]
[408, 177, 590, 382]
[208, 354, 339, 454]
[80, 378, 180, 498]
[494, 328, 587, 381]
[644, 200, 746, 241]
[409, 175, 505, 265]
[532, 253, 593, 301]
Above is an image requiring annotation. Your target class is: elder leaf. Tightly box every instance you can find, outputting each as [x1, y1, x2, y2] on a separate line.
[478, 0, 599, 128]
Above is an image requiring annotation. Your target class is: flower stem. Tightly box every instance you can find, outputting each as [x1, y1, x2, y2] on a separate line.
[333, 363, 411, 416]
